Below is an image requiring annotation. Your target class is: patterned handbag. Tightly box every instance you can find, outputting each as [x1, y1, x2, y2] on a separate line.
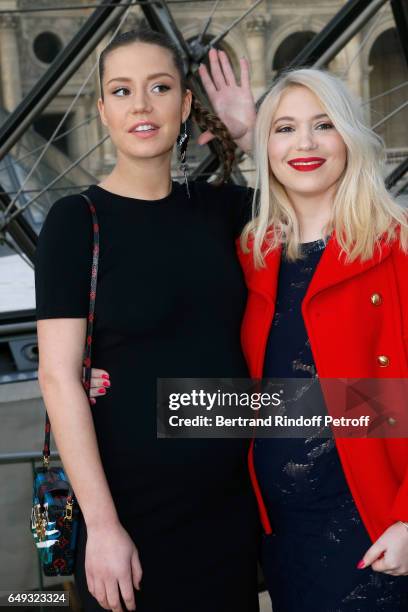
[30, 193, 99, 576]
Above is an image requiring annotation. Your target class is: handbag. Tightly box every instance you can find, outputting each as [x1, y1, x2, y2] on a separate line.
[30, 193, 99, 576]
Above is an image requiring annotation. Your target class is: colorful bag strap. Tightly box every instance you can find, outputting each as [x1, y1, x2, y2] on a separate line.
[42, 193, 100, 499]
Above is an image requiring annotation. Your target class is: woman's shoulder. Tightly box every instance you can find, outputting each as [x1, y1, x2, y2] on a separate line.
[390, 224, 408, 261]
[38, 192, 94, 241]
[44, 192, 92, 222]
[35, 192, 95, 320]
[36, 191, 95, 266]
[190, 179, 254, 235]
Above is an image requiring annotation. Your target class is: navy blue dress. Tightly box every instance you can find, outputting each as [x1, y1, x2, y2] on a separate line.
[253, 238, 408, 612]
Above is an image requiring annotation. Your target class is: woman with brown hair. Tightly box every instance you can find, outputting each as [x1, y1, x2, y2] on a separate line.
[35, 30, 259, 612]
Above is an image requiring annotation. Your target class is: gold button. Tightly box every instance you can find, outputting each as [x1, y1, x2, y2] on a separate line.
[370, 293, 382, 306]
[377, 355, 390, 367]
[388, 417, 397, 426]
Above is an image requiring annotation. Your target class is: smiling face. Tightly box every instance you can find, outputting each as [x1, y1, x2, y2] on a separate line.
[97, 42, 192, 162]
[267, 85, 347, 201]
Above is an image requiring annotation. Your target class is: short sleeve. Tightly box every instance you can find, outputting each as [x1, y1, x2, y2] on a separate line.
[34, 194, 93, 320]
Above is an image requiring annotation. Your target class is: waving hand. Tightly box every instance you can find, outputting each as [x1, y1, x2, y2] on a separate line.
[197, 48, 256, 154]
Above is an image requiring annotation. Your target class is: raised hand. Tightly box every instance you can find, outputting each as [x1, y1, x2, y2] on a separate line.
[198, 48, 256, 154]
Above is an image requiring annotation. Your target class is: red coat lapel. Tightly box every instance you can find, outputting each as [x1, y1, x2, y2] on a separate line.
[303, 234, 394, 309]
[237, 233, 394, 305]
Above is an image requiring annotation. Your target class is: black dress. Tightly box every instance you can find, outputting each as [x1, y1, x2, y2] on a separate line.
[35, 180, 260, 612]
[253, 239, 408, 612]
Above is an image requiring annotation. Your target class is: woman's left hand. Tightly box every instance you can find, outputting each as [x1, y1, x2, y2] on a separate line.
[360, 522, 408, 575]
[82, 367, 111, 405]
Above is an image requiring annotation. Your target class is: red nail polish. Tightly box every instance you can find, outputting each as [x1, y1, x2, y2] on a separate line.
[103, 380, 110, 387]
[90, 398, 96, 404]
[102, 374, 110, 380]
[356, 560, 365, 569]
[98, 388, 106, 394]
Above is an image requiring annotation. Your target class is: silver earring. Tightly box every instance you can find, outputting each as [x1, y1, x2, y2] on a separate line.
[177, 122, 190, 198]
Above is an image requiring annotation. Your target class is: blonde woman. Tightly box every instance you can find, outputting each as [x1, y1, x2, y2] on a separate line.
[205, 57, 408, 610]
[236, 66, 408, 611]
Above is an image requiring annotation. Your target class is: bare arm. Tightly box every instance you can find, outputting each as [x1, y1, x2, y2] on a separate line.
[37, 318, 141, 611]
[37, 318, 118, 529]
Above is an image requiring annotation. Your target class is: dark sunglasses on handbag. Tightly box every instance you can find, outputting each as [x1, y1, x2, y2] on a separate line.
[30, 193, 99, 576]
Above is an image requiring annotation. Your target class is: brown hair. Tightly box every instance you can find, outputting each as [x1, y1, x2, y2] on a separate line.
[98, 29, 236, 183]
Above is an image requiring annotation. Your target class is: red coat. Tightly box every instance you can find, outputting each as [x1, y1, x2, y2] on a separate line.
[236, 232, 408, 542]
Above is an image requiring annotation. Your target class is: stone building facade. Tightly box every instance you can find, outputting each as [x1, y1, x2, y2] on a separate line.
[0, 0, 407, 178]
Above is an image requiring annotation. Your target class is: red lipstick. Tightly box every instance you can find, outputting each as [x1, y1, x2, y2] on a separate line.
[288, 157, 326, 172]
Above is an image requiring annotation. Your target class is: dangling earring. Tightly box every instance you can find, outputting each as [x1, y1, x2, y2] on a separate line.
[177, 121, 190, 198]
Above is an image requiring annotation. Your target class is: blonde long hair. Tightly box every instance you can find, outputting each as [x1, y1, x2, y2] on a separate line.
[241, 68, 408, 267]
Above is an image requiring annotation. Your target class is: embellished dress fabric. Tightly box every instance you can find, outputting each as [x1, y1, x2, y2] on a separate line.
[34, 180, 260, 612]
[253, 238, 408, 612]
